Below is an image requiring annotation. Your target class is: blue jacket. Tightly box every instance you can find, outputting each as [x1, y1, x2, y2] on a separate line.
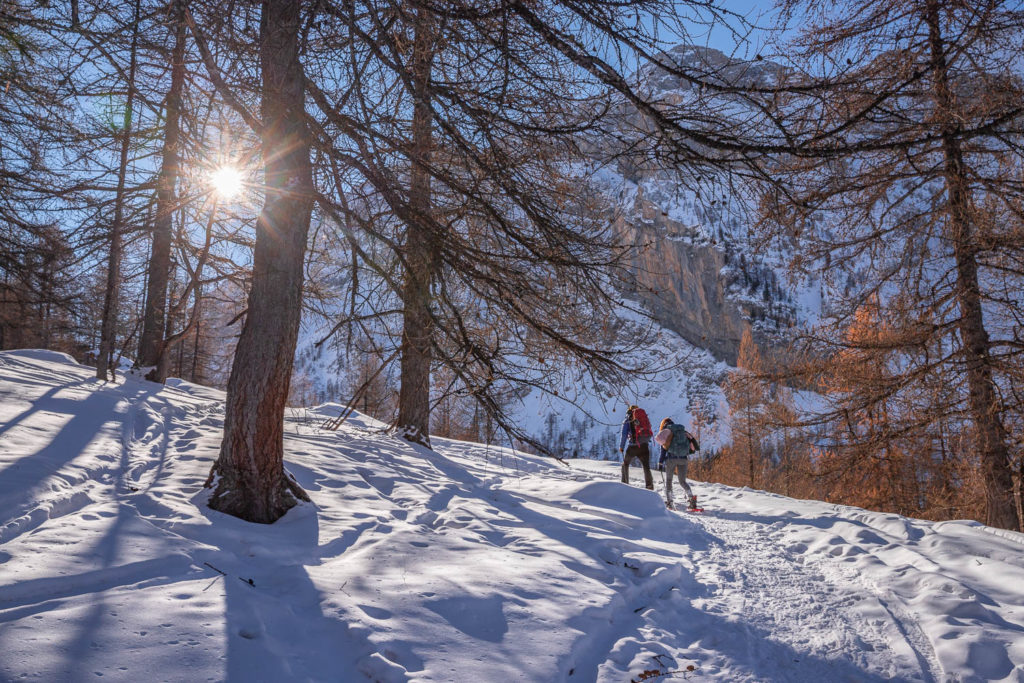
[619, 418, 632, 451]
[619, 417, 648, 451]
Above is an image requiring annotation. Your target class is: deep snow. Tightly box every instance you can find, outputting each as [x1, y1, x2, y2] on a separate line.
[1, 349, 1022, 682]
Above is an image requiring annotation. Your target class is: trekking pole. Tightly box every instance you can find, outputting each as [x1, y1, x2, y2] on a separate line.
[658, 451, 666, 499]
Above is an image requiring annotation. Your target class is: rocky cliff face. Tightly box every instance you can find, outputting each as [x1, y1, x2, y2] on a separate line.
[615, 207, 747, 363]
[609, 185, 795, 364]
[600, 46, 797, 365]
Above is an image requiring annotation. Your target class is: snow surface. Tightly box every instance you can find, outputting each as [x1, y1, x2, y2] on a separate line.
[1, 349, 1022, 682]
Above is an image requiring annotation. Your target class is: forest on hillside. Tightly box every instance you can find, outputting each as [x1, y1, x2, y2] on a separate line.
[1, 0, 1022, 531]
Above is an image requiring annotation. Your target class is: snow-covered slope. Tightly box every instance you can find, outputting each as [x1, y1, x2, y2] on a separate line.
[511, 318, 731, 459]
[1, 350, 1022, 682]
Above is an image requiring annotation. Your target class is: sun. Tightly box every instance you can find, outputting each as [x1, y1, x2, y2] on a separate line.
[210, 166, 245, 199]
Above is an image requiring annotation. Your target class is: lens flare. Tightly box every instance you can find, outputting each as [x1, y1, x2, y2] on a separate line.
[210, 166, 244, 199]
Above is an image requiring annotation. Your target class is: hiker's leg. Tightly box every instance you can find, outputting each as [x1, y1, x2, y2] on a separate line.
[639, 443, 654, 489]
[664, 459, 675, 504]
[621, 445, 637, 483]
[677, 457, 694, 501]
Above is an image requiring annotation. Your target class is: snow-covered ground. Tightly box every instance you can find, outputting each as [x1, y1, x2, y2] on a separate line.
[1, 349, 1022, 682]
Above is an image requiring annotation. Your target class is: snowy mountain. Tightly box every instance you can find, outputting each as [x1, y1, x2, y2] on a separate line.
[2, 349, 1022, 681]
[289, 46, 808, 456]
[509, 317, 732, 459]
[600, 44, 803, 363]
[506, 45, 809, 455]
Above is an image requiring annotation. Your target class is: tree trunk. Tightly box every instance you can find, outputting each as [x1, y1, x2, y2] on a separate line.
[190, 283, 202, 382]
[1015, 464, 1023, 533]
[927, 0, 1018, 530]
[96, 0, 141, 380]
[397, 7, 437, 446]
[206, 0, 312, 524]
[139, 0, 186, 382]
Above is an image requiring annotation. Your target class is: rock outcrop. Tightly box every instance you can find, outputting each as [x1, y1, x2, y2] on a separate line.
[603, 45, 796, 364]
[612, 189, 791, 364]
[614, 207, 747, 363]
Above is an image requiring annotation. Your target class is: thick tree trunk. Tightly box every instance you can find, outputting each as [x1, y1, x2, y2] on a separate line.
[206, 0, 312, 524]
[948, 193, 1016, 530]
[927, 0, 1018, 530]
[139, 0, 187, 382]
[97, 0, 141, 381]
[397, 7, 437, 446]
[949, 218, 1016, 527]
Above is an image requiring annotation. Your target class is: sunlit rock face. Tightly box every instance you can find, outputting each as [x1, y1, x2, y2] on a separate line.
[612, 199, 752, 364]
[599, 45, 797, 364]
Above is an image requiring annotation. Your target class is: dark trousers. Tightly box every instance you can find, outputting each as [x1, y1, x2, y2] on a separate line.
[621, 442, 654, 490]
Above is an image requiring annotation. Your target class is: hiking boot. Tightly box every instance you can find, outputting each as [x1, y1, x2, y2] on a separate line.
[687, 496, 698, 510]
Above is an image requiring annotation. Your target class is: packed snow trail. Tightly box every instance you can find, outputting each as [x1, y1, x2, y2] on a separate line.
[569, 459, 1024, 682]
[1, 350, 1022, 682]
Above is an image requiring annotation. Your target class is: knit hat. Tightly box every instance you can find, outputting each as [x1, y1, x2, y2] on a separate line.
[659, 417, 673, 431]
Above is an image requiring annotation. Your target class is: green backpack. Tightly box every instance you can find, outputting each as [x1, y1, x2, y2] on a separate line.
[666, 423, 698, 457]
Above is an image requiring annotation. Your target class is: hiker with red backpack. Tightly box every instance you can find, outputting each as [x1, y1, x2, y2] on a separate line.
[654, 417, 699, 510]
[618, 405, 654, 490]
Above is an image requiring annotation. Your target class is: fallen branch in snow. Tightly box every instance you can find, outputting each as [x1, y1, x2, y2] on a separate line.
[204, 561, 255, 587]
[203, 562, 225, 576]
[321, 348, 402, 432]
[631, 662, 698, 682]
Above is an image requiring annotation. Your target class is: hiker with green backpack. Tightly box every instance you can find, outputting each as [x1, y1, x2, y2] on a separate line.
[654, 417, 699, 511]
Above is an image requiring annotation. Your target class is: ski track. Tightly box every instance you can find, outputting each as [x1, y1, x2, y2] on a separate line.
[566, 466, 948, 682]
[686, 511, 934, 681]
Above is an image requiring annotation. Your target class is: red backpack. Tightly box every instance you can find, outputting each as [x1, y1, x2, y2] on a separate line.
[630, 408, 653, 443]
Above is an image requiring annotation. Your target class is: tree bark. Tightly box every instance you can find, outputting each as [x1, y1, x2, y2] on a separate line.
[139, 0, 187, 382]
[190, 282, 202, 382]
[96, 0, 141, 381]
[397, 6, 437, 446]
[206, 0, 312, 524]
[926, 0, 1018, 530]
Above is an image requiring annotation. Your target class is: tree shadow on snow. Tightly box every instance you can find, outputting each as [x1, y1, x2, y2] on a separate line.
[192, 495, 381, 681]
[0, 381, 162, 542]
[385, 447, 921, 682]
